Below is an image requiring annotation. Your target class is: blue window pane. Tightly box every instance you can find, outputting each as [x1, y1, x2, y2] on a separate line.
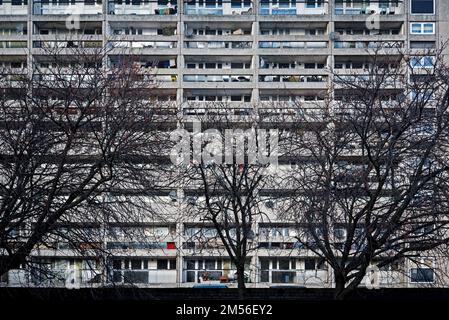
[411, 0, 434, 14]
[410, 268, 434, 282]
[231, 0, 240, 7]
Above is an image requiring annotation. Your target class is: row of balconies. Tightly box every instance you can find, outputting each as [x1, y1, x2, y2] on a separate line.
[3, 262, 422, 288]
[1, 39, 407, 55]
[0, 1, 410, 17]
[0, 26, 410, 39]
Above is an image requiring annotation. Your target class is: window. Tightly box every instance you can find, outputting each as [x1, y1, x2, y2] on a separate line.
[304, 259, 316, 270]
[410, 41, 436, 49]
[411, 0, 434, 14]
[112, 260, 122, 270]
[410, 268, 434, 283]
[279, 259, 290, 270]
[410, 22, 435, 34]
[306, 0, 322, 8]
[205, 259, 215, 270]
[157, 260, 168, 269]
[410, 56, 435, 69]
[131, 260, 142, 270]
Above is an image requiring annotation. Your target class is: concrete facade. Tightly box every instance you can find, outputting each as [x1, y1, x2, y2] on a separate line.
[1, 0, 449, 289]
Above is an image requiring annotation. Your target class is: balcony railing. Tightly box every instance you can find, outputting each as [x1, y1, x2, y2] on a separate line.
[0, 2, 28, 15]
[184, 5, 223, 15]
[183, 1, 254, 15]
[183, 74, 251, 82]
[185, 41, 252, 49]
[33, 40, 102, 48]
[0, 41, 27, 49]
[259, 0, 327, 15]
[333, 41, 403, 49]
[259, 6, 296, 15]
[109, 41, 177, 49]
[334, 1, 403, 15]
[260, 269, 328, 285]
[33, 1, 103, 15]
[259, 41, 327, 49]
[108, 1, 178, 15]
[259, 74, 327, 83]
[112, 269, 177, 284]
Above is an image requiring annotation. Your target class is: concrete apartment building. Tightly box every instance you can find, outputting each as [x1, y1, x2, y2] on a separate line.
[1, 0, 449, 289]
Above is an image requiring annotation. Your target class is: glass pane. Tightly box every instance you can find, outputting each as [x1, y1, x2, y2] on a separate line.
[411, 0, 434, 14]
[124, 271, 148, 283]
[186, 271, 196, 282]
[272, 271, 295, 283]
[157, 260, 168, 269]
[261, 260, 270, 270]
[411, 23, 422, 33]
[411, 268, 434, 282]
[261, 271, 269, 282]
[279, 259, 290, 270]
[131, 260, 141, 270]
[305, 259, 316, 270]
[423, 23, 434, 33]
[186, 260, 195, 270]
[205, 260, 215, 270]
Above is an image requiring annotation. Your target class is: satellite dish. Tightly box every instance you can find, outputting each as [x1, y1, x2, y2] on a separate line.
[265, 200, 275, 209]
[169, 190, 178, 201]
[186, 196, 197, 205]
[185, 28, 194, 38]
[329, 32, 340, 41]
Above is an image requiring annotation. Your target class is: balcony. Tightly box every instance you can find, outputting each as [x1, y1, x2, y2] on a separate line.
[184, 0, 254, 16]
[108, 0, 178, 15]
[183, 106, 253, 115]
[110, 40, 176, 48]
[185, 41, 252, 49]
[334, 1, 403, 15]
[0, 41, 27, 55]
[259, 0, 327, 15]
[0, 2, 28, 15]
[112, 269, 177, 284]
[33, 1, 103, 15]
[333, 40, 403, 51]
[183, 74, 251, 82]
[33, 39, 102, 48]
[260, 269, 329, 286]
[259, 74, 327, 89]
[259, 41, 327, 50]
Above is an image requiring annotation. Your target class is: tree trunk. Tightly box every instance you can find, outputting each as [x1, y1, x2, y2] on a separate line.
[334, 272, 347, 300]
[236, 264, 246, 299]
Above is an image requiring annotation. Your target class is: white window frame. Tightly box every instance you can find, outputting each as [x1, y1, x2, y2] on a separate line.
[410, 56, 435, 69]
[410, 0, 435, 15]
[409, 259, 435, 284]
[410, 22, 435, 34]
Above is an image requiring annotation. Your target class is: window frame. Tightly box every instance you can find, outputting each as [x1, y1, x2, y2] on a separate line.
[410, 22, 435, 35]
[410, 267, 435, 283]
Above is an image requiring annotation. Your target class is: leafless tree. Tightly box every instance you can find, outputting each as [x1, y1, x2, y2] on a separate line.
[175, 107, 280, 290]
[0, 43, 176, 280]
[283, 44, 449, 299]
